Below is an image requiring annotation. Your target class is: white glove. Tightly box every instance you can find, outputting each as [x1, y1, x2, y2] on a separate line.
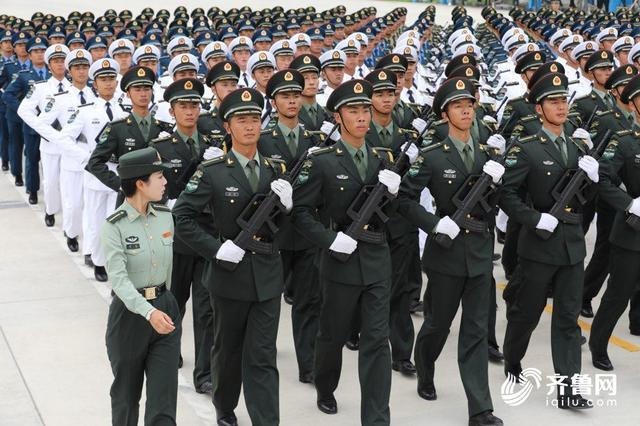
[482, 115, 498, 125]
[482, 160, 505, 184]
[412, 117, 428, 134]
[578, 155, 599, 183]
[329, 231, 358, 254]
[435, 216, 460, 240]
[320, 121, 340, 142]
[486, 134, 506, 154]
[166, 199, 176, 209]
[401, 141, 420, 164]
[203, 146, 224, 160]
[572, 128, 593, 150]
[270, 178, 293, 210]
[215, 240, 245, 263]
[378, 169, 401, 195]
[629, 198, 640, 216]
[536, 213, 559, 233]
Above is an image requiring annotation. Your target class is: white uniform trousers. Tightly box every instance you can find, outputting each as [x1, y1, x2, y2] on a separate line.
[60, 169, 84, 247]
[83, 185, 117, 267]
[40, 151, 62, 216]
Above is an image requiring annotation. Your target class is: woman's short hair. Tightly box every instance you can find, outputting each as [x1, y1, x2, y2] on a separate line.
[120, 174, 151, 197]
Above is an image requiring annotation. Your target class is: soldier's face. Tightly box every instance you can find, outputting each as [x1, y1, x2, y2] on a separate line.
[225, 114, 261, 146]
[138, 59, 158, 74]
[28, 48, 46, 67]
[69, 42, 84, 51]
[536, 96, 568, 125]
[618, 51, 630, 65]
[592, 67, 613, 86]
[90, 47, 107, 62]
[372, 89, 396, 114]
[275, 55, 293, 70]
[174, 69, 197, 80]
[14, 43, 27, 57]
[254, 41, 271, 52]
[232, 50, 251, 70]
[213, 80, 238, 103]
[344, 53, 358, 73]
[48, 57, 66, 78]
[335, 104, 371, 139]
[296, 46, 311, 56]
[94, 75, 117, 99]
[443, 99, 475, 131]
[127, 85, 152, 108]
[274, 91, 302, 119]
[113, 52, 132, 71]
[48, 36, 65, 45]
[394, 72, 405, 96]
[302, 72, 319, 97]
[138, 171, 166, 202]
[1, 40, 14, 53]
[252, 67, 274, 89]
[310, 40, 323, 56]
[323, 66, 344, 87]
[70, 64, 89, 85]
[170, 101, 200, 129]
[206, 56, 225, 69]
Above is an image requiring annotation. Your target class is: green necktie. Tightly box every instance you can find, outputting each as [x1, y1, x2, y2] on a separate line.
[380, 128, 391, 148]
[462, 144, 474, 172]
[246, 159, 259, 192]
[286, 131, 297, 156]
[354, 149, 367, 181]
[139, 118, 149, 140]
[186, 137, 198, 159]
[556, 136, 568, 165]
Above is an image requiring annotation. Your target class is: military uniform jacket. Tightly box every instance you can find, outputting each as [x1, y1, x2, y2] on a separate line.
[292, 141, 396, 286]
[172, 151, 286, 302]
[86, 113, 172, 192]
[0, 59, 28, 120]
[598, 128, 640, 251]
[197, 106, 226, 138]
[513, 111, 581, 139]
[501, 96, 535, 139]
[588, 107, 634, 150]
[2, 67, 49, 129]
[398, 138, 499, 278]
[392, 100, 418, 129]
[499, 130, 595, 266]
[298, 103, 331, 131]
[366, 121, 416, 240]
[571, 90, 610, 127]
[258, 122, 324, 251]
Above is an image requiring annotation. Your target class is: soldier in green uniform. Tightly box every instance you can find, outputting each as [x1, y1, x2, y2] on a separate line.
[292, 79, 401, 424]
[589, 75, 640, 370]
[397, 77, 504, 426]
[581, 64, 639, 318]
[86, 66, 172, 206]
[173, 88, 292, 426]
[102, 147, 181, 426]
[150, 78, 221, 395]
[500, 72, 596, 410]
[258, 69, 323, 384]
[364, 68, 420, 375]
[571, 50, 616, 126]
[290, 54, 331, 131]
[198, 60, 239, 140]
[375, 53, 418, 129]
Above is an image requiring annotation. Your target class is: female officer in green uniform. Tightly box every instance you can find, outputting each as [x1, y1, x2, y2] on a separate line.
[101, 147, 181, 426]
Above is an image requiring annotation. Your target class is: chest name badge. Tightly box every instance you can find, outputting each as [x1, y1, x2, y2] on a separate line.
[225, 186, 239, 197]
[125, 236, 139, 243]
[125, 137, 136, 147]
[336, 174, 349, 180]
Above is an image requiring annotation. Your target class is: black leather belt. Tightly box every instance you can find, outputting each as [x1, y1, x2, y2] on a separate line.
[138, 283, 167, 300]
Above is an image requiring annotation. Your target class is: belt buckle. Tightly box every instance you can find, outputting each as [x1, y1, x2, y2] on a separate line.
[144, 287, 157, 300]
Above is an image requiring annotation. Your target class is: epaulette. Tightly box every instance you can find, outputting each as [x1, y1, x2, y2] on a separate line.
[614, 129, 633, 137]
[519, 134, 538, 143]
[202, 155, 226, 167]
[308, 145, 335, 156]
[261, 125, 277, 134]
[265, 156, 287, 175]
[34, 80, 46, 85]
[520, 114, 541, 123]
[53, 91, 68, 96]
[595, 109, 613, 117]
[151, 203, 171, 212]
[149, 134, 171, 144]
[106, 210, 126, 224]
[77, 102, 94, 108]
[419, 141, 444, 153]
[510, 96, 524, 103]
[573, 94, 591, 103]
[432, 118, 447, 127]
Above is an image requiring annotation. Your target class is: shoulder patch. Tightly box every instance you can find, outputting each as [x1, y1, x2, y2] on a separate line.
[602, 139, 619, 160]
[67, 109, 79, 124]
[106, 210, 127, 224]
[185, 167, 205, 193]
[97, 123, 112, 144]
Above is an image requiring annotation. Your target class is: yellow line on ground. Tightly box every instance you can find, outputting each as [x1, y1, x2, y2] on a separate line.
[496, 282, 640, 353]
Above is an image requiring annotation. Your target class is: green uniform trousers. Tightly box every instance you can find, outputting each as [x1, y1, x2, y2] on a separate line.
[590, 245, 640, 353]
[417, 269, 493, 417]
[282, 248, 321, 376]
[170, 252, 214, 388]
[106, 292, 181, 426]
[503, 258, 583, 378]
[314, 277, 391, 426]
[211, 295, 280, 426]
[389, 232, 415, 362]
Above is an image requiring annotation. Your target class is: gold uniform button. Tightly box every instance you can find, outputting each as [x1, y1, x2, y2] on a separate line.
[128, 147, 132, 151]
[149, 236, 153, 240]
[448, 180, 452, 184]
[465, 229, 470, 234]
[230, 199, 235, 203]
[547, 172, 551, 176]
[340, 187, 344, 191]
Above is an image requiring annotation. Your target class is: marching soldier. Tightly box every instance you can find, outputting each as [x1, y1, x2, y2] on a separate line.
[173, 88, 292, 426]
[86, 66, 172, 208]
[290, 53, 331, 131]
[500, 72, 596, 410]
[397, 77, 504, 426]
[292, 79, 399, 424]
[102, 147, 181, 426]
[589, 75, 640, 370]
[150, 78, 221, 394]
[259, 69, 323, 384]
[198, 60, 239, 139]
